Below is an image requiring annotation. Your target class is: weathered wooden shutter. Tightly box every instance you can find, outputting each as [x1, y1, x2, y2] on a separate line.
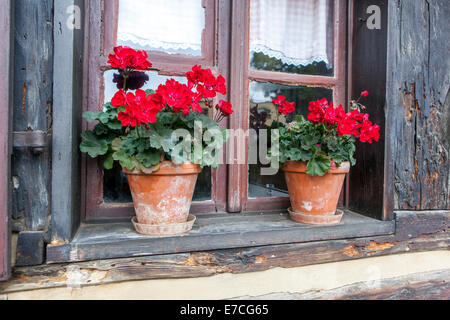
[0, 0, 13, 281]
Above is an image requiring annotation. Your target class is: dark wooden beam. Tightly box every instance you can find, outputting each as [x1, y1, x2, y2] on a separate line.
[348, 0, 389, 220]
[387, 0, 450, 210]
[50, 0, 85, 243]
[0, 0, 13, 282]
[12, 0, 53, 232]
[14, 232, 44, 267]
[238, 269, 450, 300]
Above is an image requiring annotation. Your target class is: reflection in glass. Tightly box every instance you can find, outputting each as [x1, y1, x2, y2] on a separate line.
[248, 81, 333, 198]
[117, 0, 205, 56]
[249, 0, 334, 76]
[104, 70, 188, 105]
[102, 72, 212, 203]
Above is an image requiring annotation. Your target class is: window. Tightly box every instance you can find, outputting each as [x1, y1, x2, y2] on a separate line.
[48, 0, 392, 263]
[81, 0, 380, 222]
[83, 0, 223, 220]
[231, 0, 348, 212]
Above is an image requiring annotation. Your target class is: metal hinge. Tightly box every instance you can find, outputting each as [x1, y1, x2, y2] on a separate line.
[12, 131, 51, 154]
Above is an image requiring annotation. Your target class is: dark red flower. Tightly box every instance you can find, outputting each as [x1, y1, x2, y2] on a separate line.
[361, 90, 369, 97]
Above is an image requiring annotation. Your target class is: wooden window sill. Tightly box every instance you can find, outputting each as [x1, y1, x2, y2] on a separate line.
[46, 210, 395, 264]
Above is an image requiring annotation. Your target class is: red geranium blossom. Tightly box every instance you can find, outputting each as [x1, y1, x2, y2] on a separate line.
[157, 79, 193, 115]
[359, 120, 380, 143]
[116, 90, 161, 127]
[272, 95, 295, 115]
[278, 92, 379, 144]
[187, 65, 227, 98]
[307, 99, 328, 123]
[217, 100, 234, 116]
[111, 89, 127, 107]
[323, 103, 346, 125]
[272, 95, 286, 106]
[279, 101, 296, 115]
[108, 46, 152, 71]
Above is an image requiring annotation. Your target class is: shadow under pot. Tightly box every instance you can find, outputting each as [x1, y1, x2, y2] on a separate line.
[123, 161, 201, 236]
[282, 161, 350, 225]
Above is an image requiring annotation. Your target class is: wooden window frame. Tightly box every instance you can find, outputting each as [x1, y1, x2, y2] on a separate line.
[48, 0, 393, 263]
[83, 0, 351, 219]
[82, 0, 228, 220]
[228, 0, 348, 212]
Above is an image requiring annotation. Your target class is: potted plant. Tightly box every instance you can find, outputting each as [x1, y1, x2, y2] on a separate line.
[80, 46, 233, 236]
[273, 92, 380, 225]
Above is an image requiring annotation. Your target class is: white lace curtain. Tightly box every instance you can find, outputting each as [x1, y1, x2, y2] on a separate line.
[250, 0, 334, 67]
[117, 0, 205, 55]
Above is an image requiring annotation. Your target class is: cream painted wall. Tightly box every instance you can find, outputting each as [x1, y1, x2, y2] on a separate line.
[5, 250, 450, 300]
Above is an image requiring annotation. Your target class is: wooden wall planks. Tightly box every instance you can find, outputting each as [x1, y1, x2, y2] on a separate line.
[11, 0, 53, 232]
[0, 0, 13, 281]
[387, 0, 450, 210]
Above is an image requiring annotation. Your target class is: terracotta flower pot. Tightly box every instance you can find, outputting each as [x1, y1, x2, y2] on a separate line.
[123, 161, 201, 235]
[282, 161, 350, 225]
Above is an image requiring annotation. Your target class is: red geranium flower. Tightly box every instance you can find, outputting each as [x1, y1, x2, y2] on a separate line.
[359, 120, 380, 143]
[279, 101, 295, 115]
[186, 65, 228, 100]
[111, 89, 127, 107]
[323, 104, 346, 125]
[108, 46, 152, 71]
[217, 100, 234, 116]
[272, 95, 286, 105]
[307, 99, 328, 124]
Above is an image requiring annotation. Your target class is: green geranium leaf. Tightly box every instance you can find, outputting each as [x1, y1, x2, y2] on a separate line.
[112, 149, 135, 170]
[306, 153, 331, 177]
[103, 152, 114, 170]
[106, 120, 123, 130]
[144, 127, 175, 152]
[80, 131, 108, 158]
[83, 111, 102, 123]
[136, 150, 161, 168]
[93, 123, 109, 136]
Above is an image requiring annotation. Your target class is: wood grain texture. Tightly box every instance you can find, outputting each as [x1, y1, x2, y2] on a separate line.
[11, 0, 53, 232]
[51, 0, 84, 243]
[387, 0, 450, 210]
[348, 0, 388, 220]
[1, 210, 447, 293]
[234, 269, 450, 300]
[0, 0, 13, 282]
[45, 210, 394, 264]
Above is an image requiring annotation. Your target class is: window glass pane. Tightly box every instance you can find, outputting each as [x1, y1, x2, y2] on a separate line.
[250, 0, 334, 76]
[104, 70, 188, 105]
[117, 0, 205, 56]
[248, 81, 333, 198]
[102, 71, 212, 203]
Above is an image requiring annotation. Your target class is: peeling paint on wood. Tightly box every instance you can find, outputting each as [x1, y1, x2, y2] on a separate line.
[12, 0, 53, 232]
[387, 0, 450, 210]
[0, 210, 448, 294]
